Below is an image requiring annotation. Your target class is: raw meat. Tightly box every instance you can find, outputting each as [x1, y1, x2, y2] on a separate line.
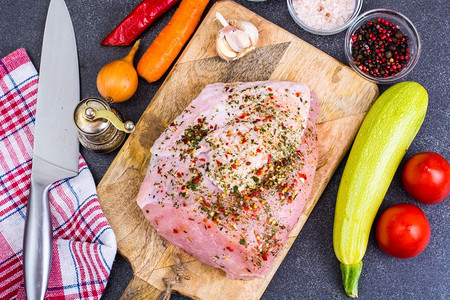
[137, 81, 318, 279]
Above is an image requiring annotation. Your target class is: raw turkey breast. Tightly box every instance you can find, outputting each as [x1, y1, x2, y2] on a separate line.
[137, 81, 319, 279]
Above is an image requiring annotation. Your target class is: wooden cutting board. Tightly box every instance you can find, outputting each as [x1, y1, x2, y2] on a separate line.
[97, 1, 379, 299]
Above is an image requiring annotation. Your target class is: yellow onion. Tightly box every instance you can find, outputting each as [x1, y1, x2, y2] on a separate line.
[97, 40, 140, 103]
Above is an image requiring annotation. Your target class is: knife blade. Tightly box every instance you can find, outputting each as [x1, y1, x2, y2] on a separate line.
[23, 0, 79, 298]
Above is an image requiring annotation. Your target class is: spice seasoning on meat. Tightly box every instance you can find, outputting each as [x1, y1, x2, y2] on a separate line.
[351, 18, 410, 78]
[164, 85, 312, 265]
[137, 81, 319, 279]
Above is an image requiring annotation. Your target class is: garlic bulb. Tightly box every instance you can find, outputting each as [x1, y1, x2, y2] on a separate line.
[215, 12, 259, 62]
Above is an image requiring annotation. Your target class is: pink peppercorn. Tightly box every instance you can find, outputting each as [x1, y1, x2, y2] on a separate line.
[351, 18, 410, 78]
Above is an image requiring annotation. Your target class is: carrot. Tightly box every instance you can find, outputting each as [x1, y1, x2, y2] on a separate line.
[137, 0, 209, 82]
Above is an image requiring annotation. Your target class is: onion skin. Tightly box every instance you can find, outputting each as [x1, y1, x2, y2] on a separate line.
[97, 40, 140, 103]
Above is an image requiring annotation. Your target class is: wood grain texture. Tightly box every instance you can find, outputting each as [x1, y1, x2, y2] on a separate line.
[119, 275, 162, 300]
[97, 1, 379, 299]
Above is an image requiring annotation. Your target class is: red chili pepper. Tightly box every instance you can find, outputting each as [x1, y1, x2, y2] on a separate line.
[251, 191, 260, 198]
[298, 173, 307, 181]
[101, 0, 180, 46]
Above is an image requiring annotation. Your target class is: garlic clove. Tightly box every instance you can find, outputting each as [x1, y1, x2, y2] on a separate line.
[225, 30, 251, 53]
[230, 20, 259, 46]
[224, 31, 241, 53]
[216, 35, 237, 61]
[219, 25, 235, 37]
[234, 30, 252, 49]
[215, 12, 259, 62]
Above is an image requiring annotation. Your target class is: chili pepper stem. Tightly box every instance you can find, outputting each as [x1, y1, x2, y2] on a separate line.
[340, 261, 363, 298]
[123, 39, 141, 64]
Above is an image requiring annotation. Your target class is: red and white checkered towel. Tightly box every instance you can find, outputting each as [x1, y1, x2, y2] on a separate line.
[0, 48, 117, 299]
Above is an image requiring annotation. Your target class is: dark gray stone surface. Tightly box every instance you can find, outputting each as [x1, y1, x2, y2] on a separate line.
[1, 0, 448, 299]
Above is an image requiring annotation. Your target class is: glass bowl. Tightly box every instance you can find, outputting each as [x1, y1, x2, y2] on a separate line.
[287, 0, 363, 35]
[344, 9, 421, 83]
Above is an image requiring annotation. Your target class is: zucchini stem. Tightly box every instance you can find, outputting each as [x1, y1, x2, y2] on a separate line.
[340, 261, 363, 298]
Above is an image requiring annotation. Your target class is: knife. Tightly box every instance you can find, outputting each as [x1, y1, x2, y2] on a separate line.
[23, 0, 79, 299]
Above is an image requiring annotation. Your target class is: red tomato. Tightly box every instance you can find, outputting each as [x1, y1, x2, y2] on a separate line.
[376, 203, 431, 259]
[402, 152, 450, 204]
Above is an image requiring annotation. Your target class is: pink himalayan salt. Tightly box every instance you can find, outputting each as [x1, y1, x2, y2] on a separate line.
[293, 0, 356, 30]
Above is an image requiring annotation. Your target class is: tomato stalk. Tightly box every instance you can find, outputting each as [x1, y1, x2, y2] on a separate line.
[340, 261, 363, 298]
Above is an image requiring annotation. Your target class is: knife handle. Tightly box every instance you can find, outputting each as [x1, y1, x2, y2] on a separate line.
[23, 179, 53, 300]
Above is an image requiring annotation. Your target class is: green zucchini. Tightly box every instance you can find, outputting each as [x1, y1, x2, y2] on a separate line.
[333, 82, 428, 297]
